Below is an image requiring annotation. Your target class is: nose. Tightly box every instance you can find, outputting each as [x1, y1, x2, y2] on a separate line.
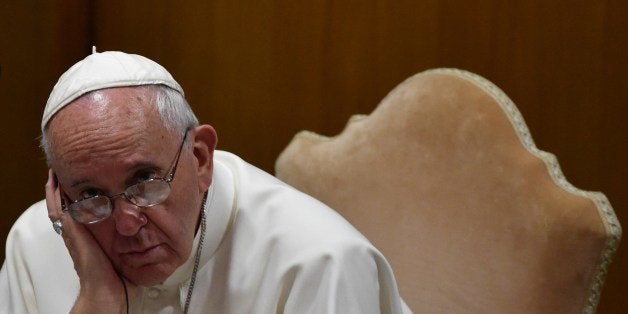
[111, 198, 148, 236]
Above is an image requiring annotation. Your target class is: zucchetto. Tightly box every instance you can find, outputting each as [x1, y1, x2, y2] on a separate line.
[42, 51, 183, 131]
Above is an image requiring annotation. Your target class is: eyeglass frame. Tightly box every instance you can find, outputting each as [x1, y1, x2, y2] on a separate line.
[60, 128, 191, 224]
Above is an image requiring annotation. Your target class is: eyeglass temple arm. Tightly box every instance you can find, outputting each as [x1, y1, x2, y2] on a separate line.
[166, 128, 191, 182]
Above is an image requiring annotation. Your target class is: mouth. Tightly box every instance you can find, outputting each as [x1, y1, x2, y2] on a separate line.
[120, 244, 166, 266]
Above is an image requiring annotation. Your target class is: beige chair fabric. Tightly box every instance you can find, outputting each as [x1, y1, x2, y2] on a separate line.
[275, 69, 621, 313]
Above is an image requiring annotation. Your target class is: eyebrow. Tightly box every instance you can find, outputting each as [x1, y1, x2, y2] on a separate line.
[68, 161, 164, 189]
[70, 179, 91, 188]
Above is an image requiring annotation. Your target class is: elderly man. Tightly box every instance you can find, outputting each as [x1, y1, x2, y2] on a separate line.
[0, 51, 408, 313]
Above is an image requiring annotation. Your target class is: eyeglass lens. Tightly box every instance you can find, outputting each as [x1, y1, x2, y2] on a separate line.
[125, 180, 171, 207]
[67, 196, 112, 223]
[67, 179, 172, 224]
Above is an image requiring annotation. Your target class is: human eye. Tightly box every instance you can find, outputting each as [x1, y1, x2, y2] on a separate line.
[134, 169, 159, 183]
[80, 188, 101, 200]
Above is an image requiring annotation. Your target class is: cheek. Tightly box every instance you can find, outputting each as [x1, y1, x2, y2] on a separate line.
[156, 181, 202, 254]
[168, 165, 203, 233]
[154, 200, 197, 250]
[85, 222, 117, 256]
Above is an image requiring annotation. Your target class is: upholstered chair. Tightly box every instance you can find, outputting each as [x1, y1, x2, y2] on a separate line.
[275, 69, 621, 313]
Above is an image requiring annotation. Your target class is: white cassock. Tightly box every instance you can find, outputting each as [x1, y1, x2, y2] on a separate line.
[1, 151, 410, 314]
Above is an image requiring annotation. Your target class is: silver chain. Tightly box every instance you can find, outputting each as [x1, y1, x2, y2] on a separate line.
[183, 190, 208, 314]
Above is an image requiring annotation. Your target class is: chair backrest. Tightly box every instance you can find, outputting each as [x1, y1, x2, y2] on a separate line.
[275, 69, 621, 313]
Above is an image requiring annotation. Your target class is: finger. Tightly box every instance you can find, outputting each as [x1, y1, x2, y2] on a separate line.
[44, 170, 92, 242]
[45, 169, 63, 221]
[44, 174, 128, 307]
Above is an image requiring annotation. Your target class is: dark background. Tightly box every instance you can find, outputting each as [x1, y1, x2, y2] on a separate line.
[1, 1, 626, 312]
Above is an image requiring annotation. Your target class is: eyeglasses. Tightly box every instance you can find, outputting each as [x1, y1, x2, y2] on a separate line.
[62, 129, 190, 224]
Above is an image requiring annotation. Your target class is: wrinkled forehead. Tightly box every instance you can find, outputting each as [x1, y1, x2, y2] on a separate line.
[46, 87, 177, 166]
[49, 86, 161, 132]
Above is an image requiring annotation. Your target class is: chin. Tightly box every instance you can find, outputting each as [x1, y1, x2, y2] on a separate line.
[122, 269, 174, 287]
[120, 263, 177, 286]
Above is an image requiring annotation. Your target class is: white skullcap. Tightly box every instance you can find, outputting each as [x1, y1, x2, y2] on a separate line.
[42, 51, 184, 131]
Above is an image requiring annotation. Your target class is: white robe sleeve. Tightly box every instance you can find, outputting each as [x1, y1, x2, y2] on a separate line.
[1, 218, 39, 314]
[0, 201, 79, 314]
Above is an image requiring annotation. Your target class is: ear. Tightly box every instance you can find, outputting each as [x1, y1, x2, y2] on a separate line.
[191, 124, 218, 193]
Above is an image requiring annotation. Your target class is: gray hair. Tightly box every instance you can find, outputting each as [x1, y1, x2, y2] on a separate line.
[40, 84, 199, 165]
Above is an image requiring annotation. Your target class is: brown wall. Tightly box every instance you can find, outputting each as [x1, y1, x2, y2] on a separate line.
[1, 1, 626, 312]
